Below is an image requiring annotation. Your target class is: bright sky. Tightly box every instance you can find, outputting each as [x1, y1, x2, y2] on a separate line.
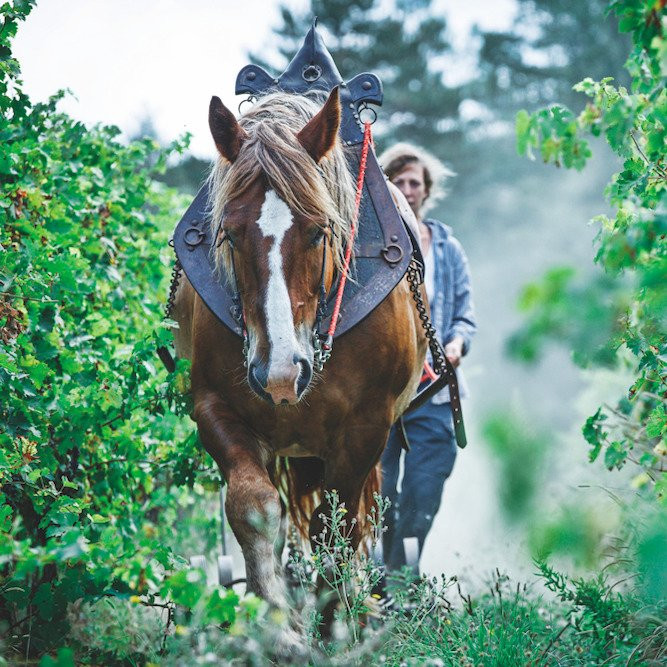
[14, 0, 516, 158]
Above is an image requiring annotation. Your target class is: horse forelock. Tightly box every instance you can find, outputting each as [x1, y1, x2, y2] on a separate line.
[208, 92, 355, 279]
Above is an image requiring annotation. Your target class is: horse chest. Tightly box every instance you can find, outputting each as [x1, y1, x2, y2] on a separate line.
[267, 415, 322, 458]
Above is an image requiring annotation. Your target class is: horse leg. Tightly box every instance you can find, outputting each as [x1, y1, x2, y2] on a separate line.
[310, 421, 390, 552]
[309, 426, 388, 637]
[224, 458, 286, 606]
[193, 395, 287, 609]
[309, 472, 370, 639]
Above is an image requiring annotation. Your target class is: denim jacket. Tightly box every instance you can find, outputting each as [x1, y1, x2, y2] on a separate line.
[423, 218, 477, 404]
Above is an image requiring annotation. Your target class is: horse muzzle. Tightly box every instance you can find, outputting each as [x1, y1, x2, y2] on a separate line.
[248, 356, 312, 406]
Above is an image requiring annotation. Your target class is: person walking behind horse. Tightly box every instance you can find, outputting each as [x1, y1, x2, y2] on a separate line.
[378, 143, 477, 573]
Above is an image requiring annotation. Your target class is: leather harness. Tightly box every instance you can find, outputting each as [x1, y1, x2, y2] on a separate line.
[173, 144, 413, 343]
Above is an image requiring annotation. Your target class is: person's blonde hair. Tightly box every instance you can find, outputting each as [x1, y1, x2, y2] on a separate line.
[378, 142, 454, 213]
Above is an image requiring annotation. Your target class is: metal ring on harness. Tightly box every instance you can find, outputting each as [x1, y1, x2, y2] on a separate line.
[238, 95, 257, 115]
[302, 64, 322, 82]
[358, 103, 377, 125]
[184, 226, 206, 248]
[381, 243, 404, 265]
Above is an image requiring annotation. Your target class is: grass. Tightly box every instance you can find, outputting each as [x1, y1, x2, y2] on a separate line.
[4, 493, 665, 665]
[30, 567, 662, 666]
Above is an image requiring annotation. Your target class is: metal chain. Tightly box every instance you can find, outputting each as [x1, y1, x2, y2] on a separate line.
[164, 240, 182, 320]
[403, 257, 468, 449]
[406, 259, 447, 375]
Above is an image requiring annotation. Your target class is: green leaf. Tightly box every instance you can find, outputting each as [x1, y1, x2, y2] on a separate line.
[0, 503, 13, 532]
[39, 647, 75, 667]
[89, 314, 111, 337]
[32, 582, 54, 621]
[515, 109, 534, 157]
[604, 441, 627, 470]
[646, 404, 666, 439]
[203, 587, 238, 625]
[161, 569, 206, 609]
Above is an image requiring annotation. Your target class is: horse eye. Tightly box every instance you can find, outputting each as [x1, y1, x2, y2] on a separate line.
[310, 228, 325, 247]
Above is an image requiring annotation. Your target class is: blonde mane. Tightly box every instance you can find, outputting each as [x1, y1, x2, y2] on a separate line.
[208, 91, 356, 275]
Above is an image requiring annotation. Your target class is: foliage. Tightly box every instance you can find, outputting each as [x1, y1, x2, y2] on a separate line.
[536, 559, 666, 665]
[286, 490, 387, 647]
[380, 567, 663, 666]
[482, 411, 547, 522]
[513, 0, 667, 497]
[33, 483, 661, 665]
[0, 1, 235, 659]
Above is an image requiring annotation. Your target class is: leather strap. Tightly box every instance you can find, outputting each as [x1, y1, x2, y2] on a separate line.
[403, 356, 466, 448]
[397, 416, 411, 452]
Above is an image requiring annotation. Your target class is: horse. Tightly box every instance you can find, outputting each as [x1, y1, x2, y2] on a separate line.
[171, 87, 427, 644]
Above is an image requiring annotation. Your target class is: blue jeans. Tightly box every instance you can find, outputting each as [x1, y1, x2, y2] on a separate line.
[381, 400, 457, 571]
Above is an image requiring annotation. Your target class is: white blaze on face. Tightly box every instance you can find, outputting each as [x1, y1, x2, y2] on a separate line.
[255, 189, 300, 375]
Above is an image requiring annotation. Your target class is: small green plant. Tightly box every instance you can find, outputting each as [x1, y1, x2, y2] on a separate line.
[537, 557, 667, 665]
[286, 490, 388, 646]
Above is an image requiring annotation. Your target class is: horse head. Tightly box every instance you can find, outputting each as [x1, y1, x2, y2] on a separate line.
[208, 89, 348, 406]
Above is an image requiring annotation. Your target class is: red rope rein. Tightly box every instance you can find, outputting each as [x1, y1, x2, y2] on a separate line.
[324, 121, 373, 346]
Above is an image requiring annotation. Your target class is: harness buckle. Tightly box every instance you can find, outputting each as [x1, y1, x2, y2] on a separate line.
[313, 332, 332, 372]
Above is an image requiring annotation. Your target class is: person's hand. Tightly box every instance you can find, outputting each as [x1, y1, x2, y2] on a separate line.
[444, 336, 464, 368]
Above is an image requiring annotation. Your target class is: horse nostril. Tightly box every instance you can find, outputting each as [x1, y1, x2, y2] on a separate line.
[295, 357, 312, 398]
[249, 362, 267, 389]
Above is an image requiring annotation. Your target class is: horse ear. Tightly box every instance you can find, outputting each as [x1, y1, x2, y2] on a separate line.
[209, 96, 248, 163]
[296, 86, 341, 163]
